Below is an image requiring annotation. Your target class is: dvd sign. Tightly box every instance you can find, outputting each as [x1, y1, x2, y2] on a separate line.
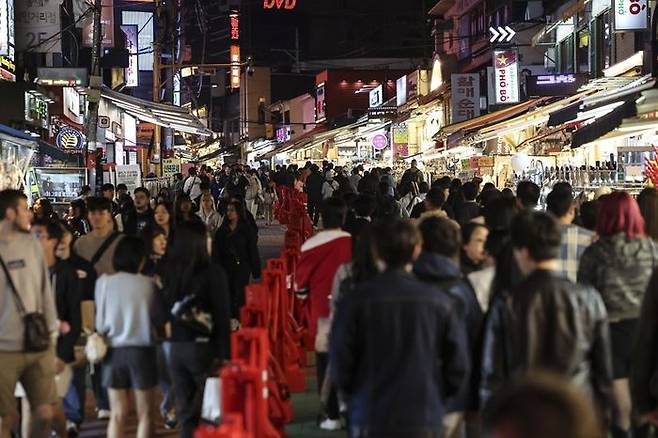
[263, 0, 296, 9]
[493, 49, 519, 104]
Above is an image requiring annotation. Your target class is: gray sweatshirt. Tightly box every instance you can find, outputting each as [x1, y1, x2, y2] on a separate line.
[95, 272, 156, 347]
[0, 232, 58, 352]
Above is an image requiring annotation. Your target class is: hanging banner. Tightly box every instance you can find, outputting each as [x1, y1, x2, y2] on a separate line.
[162, 158, 181, 177]
[396, 75, 407, 106]
[15, 0, 61, 53]
[493, 49, 519, 104]
[120, 25, 139, 87]
[83, 0, 114, 47]
[316, 82, 326, 121]
[115, 164, 141, 193]
[0, 0, 14, 81]
[613, 0, 648, 31]
[451, 73, 480, 123]
[369, 84, 383, 107]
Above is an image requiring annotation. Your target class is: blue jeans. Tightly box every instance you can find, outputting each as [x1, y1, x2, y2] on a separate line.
[63, 365, 86, 424]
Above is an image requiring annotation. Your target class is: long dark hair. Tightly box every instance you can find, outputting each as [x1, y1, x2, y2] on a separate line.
[351, 226, 378, 284]
[163, 221, 210, 302]
[638, 187, 658, 241]
[175, 194, 193, 224]
[227, 200, 246, 224]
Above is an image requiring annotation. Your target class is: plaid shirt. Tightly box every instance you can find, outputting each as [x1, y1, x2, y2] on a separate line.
[557, 224, 595, 283]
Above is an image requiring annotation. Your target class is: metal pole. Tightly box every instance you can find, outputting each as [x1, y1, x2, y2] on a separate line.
[84, 0, 102, 184]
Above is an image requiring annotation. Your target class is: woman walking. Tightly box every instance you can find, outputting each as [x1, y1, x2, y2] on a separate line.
[162, 222, 231, 438]
[578, 191, 658, 438]
[212, 200, 261, 319]
[196, 193, 222, 236]
[95, 236, 160, 438]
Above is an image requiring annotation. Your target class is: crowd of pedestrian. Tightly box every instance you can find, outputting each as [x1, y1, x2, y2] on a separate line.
[5, 157, 658, 438]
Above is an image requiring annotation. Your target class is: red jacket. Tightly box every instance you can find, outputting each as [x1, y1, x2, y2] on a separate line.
[296, 229, 352, 337]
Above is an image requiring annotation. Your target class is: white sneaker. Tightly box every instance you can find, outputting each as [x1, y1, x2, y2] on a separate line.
[319, 418, 341, 431]
[97, 409, 111, 420]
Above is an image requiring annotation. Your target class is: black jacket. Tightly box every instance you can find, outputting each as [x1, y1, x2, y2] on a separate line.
[631, 270, 658, 414]
[68, 253, 97, 301]
[51, 260, 82, 363]
[162, 263, 232, 360]
[212, 222, 261, 280]
[480, 269, 613, 416]
[455, 201, 480, 226]
[306, 171, 324, 201]
[330, 269, 470, 435]
[123, 208, 155, 236]
[414, 252, 483, 411]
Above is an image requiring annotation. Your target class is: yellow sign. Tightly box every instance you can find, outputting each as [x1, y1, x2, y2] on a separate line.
[162, 158, 181, 177]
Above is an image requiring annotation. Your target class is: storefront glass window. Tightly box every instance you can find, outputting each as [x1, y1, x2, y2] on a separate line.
[560, 35, 575, 73]
[576, 29, 590, 73]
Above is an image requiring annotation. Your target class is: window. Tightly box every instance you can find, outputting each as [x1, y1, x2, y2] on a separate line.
[576, 29, 590, 73]
[559, 35, 574, 73]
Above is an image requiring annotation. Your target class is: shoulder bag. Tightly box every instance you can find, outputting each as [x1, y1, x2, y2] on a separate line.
[90, 232, 120, 266]
[0, 254, 50, 352]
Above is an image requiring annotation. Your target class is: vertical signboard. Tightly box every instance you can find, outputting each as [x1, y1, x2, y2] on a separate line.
[613, 0, 648, 31]
[396, 75, 407, 106]
[316, 82, 326, 122]
[229, 10, 240, 89]
[0, 0, 14, 81]
[451, 74, 480, 123]
[493, 49, 520, 104]
[83, 0, 114, 47]
[122, 11, 153, 71]
[15, 0, 61, 53]
[120, 25, 139, 87]
[406, 72, 418, 102]
[369, 84, 383, 107]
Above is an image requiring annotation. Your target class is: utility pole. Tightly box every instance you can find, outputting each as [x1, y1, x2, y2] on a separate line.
[84, 0, 102, 186]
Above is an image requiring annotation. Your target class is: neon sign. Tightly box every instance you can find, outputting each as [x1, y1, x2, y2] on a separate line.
[230, 12, 239, 41]
[263, 0, 297, 10]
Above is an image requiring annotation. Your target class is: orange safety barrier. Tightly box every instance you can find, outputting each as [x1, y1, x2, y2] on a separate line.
[197, 183, 315, 438]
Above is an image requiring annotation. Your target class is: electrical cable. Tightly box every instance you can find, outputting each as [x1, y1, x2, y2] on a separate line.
[20, 6, 94, 53]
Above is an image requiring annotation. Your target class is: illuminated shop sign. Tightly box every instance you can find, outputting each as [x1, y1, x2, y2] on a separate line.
[493, 49, 519, 104]
[525, 73, 589, 96]
[263, 0, 297, 9]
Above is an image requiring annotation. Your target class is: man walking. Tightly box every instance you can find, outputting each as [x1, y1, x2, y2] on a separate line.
[545, 184, 594, 282]
[0, 190, 59, 438]
[481, 211, 613, 421]
[331, 220, 469, 437]
[73, 197, 123, 419]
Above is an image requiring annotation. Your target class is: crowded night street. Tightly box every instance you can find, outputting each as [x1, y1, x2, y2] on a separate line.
[4, 0, 658, 438]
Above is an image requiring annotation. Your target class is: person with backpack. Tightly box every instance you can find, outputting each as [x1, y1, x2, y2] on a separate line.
[73, 197, 124, 420]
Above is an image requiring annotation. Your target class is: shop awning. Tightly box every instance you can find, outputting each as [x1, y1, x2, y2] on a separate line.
[260, 126, 328, 159]
[434, 97, 549, 140]
[0, 124, 38, 144]
[571, 98, 638, 149]
[100, 87, 212, 137]
[464, 91, 593, 145]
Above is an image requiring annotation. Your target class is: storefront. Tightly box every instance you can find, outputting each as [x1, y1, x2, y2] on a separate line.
[0, 124, 37, 192]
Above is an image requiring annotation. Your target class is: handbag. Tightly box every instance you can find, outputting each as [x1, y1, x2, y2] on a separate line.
[0, 255, 50, 352]
[171, 293, 214, 335]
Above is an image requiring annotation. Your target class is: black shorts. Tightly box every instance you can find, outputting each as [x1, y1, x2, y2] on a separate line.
[609, 319, 638, 380]
[102, 346, 158, 390]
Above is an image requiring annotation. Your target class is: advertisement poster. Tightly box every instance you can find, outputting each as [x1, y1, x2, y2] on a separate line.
[83, 0, 114, 47]
[316, 83, 326, 122]
[15, 0, 60, 53]
[396, 75, 407, 106]
[115, 164, 141, 193]
[120, 25, 139, 87]
[33, 168, 86, 203]
[0, 0, 13, 56]
[614, 0, 648, 31]
[451, 73, 480, 123]
[162, 158, 181, 177]
[493, 49, 519, 104]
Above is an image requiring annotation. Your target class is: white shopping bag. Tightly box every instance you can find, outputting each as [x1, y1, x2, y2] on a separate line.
[201, 377, 221, 424]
